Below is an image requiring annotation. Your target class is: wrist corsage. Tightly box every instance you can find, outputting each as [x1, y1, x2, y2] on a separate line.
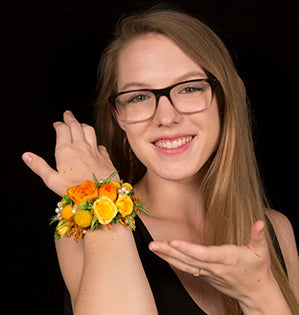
[50, 172, 151, 242]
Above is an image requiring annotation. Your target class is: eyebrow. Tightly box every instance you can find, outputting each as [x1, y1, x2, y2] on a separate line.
[119, 71, 207, 92]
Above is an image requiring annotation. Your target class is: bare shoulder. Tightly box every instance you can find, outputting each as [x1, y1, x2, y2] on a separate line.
[265, 209, 297, 248]
[265, 209, 299, 296]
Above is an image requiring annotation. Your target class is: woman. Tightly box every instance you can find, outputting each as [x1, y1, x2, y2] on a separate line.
[22, 9, 299, 314]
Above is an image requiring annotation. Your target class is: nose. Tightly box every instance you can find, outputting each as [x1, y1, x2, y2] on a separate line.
[152, 95, 183, 127]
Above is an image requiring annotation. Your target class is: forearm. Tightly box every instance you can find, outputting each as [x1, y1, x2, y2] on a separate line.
[74, 224, 158, 315]
[239, 275, 291, 315]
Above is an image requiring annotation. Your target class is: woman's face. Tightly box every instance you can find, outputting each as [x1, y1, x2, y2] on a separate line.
[116, 33, 221, 182]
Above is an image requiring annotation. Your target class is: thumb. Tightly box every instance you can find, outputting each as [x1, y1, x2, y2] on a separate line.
[22, 152, 57, 187]
[248, 220, 267, 252]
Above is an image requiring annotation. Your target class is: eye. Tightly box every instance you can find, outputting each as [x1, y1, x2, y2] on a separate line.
[181, 86, 203, 94]
[128, 93, 151, 103]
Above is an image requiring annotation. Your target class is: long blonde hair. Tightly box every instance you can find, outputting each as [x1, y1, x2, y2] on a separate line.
[94, 8, 299, 314]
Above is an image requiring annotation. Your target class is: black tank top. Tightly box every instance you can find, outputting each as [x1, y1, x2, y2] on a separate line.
[63, 215, 287, 314]
[133, 216, 207, 314]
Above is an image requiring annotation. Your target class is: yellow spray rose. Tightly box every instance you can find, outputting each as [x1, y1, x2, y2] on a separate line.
[115, 195, 133, 217]
[56, 220, 70, 237]
[93, 196, 118, 225]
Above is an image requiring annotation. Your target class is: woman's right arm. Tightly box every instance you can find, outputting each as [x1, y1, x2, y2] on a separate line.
[23, 111, 158, 314]
[56, 225, 158, 314]
[75, 224, 157, 315]
[55, 237, 84, 309]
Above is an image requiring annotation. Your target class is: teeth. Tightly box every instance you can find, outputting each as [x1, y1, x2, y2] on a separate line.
[154, 136, 193, 149]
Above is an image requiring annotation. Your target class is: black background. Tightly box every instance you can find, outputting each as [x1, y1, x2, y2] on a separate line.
[3, 0, 298, 313]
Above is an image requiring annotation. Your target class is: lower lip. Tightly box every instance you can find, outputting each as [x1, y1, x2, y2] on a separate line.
[152, 136, 195, 155]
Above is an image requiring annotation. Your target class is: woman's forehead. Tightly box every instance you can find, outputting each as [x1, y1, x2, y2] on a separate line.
[117, 33, 206, 91]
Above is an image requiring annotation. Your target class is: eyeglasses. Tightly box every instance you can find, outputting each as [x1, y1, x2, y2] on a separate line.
[109, 78, 217, 123]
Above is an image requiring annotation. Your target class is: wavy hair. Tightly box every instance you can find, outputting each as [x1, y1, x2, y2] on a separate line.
[94, 8, 299, 314]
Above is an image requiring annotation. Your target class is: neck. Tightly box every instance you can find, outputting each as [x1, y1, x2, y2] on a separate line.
[135, 169, 206, 224]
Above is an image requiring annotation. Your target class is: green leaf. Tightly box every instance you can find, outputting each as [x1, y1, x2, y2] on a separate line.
[111, 216, 120, 224]
[127, 215, 136, 231]
[93, 171, 118, 187]
[49, 216, 60, 225]
[133, 202, 152, 217]
[106, 171, 118, 183]
[62, 194, 73, 206]
[91, 216, 99, 231]
[138, 206, 152, 217]
[54, 230, 61, 241]
[79, 198, 93, 211]
[102, 172, 117, 185]
[128, 188, 135, 196]
[92, 173, 101, 187]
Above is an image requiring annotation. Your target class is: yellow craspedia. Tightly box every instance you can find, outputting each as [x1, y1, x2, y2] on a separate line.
[93, 196, 118, 225]
[74, 210, 93, 228]
[115, 195, 133, 217]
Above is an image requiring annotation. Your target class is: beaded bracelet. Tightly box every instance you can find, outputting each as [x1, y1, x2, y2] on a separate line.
[50, 172, 151, 242]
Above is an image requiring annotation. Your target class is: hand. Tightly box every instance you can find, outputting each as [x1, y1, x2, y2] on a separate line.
[22, 110, 118, 197]
[149, 221, 277, 308]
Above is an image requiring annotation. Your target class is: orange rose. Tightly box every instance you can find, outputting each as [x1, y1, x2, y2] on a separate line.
[115, 195, 133, 217]
[67, 180, 99, 205]
[98, 183, 117, 201]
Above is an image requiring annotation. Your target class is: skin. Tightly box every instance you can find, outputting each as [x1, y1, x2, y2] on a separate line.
[22, 33, 299, 314]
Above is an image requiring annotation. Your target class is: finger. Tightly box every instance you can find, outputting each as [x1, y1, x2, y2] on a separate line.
[98, 145, 109, 155]
[98, 145, 113, 160]
[53, 121, 72, 147]
[149, 241, 201, 268]
[63, 110, 84, 142]
[149, 242, 202, 274]
[81, 124, 98, 147]
[22, 152, 58, 186]
[152, 250, 201, 275]
[169, 240, 231, 264]
[248, 220, 267, 253]
[149, 241, 221, 276]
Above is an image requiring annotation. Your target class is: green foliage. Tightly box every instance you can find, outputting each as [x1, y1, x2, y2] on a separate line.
[79, 198, 93, 211]
[62, 194, 73, 206]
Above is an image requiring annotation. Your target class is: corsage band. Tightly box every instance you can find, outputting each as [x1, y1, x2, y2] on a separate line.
[50, 172, 151, 242]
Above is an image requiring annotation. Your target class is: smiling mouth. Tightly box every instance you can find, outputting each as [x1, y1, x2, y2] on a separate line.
[154, 135, 194, 149]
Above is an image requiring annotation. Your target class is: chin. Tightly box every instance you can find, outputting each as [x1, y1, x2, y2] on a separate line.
[149, 162, 205, 183]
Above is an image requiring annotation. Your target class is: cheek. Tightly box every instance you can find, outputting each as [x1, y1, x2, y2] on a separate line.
[124, 125, 148, 159]
[193, 103, 221, 151]
[122, 101, 221, 179]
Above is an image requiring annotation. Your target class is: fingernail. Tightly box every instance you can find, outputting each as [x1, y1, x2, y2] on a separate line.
[170, 240, 179, 247]
[22, 153, 32, 164]
[149, 243, 159, 251]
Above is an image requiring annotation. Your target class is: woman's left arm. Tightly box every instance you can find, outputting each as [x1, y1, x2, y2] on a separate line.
[149, 218, 298, 315]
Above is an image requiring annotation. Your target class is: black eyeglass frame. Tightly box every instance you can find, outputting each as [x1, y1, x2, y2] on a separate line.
[109, 78, 218, 123]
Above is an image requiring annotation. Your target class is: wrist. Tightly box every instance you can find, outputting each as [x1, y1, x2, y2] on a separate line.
[51, 172, 151, 242]
[83, 223, 134, 255]
[239, 272, 291, 315]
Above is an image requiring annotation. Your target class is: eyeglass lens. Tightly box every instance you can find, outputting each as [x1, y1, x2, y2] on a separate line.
[115, 80, 213, 123]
